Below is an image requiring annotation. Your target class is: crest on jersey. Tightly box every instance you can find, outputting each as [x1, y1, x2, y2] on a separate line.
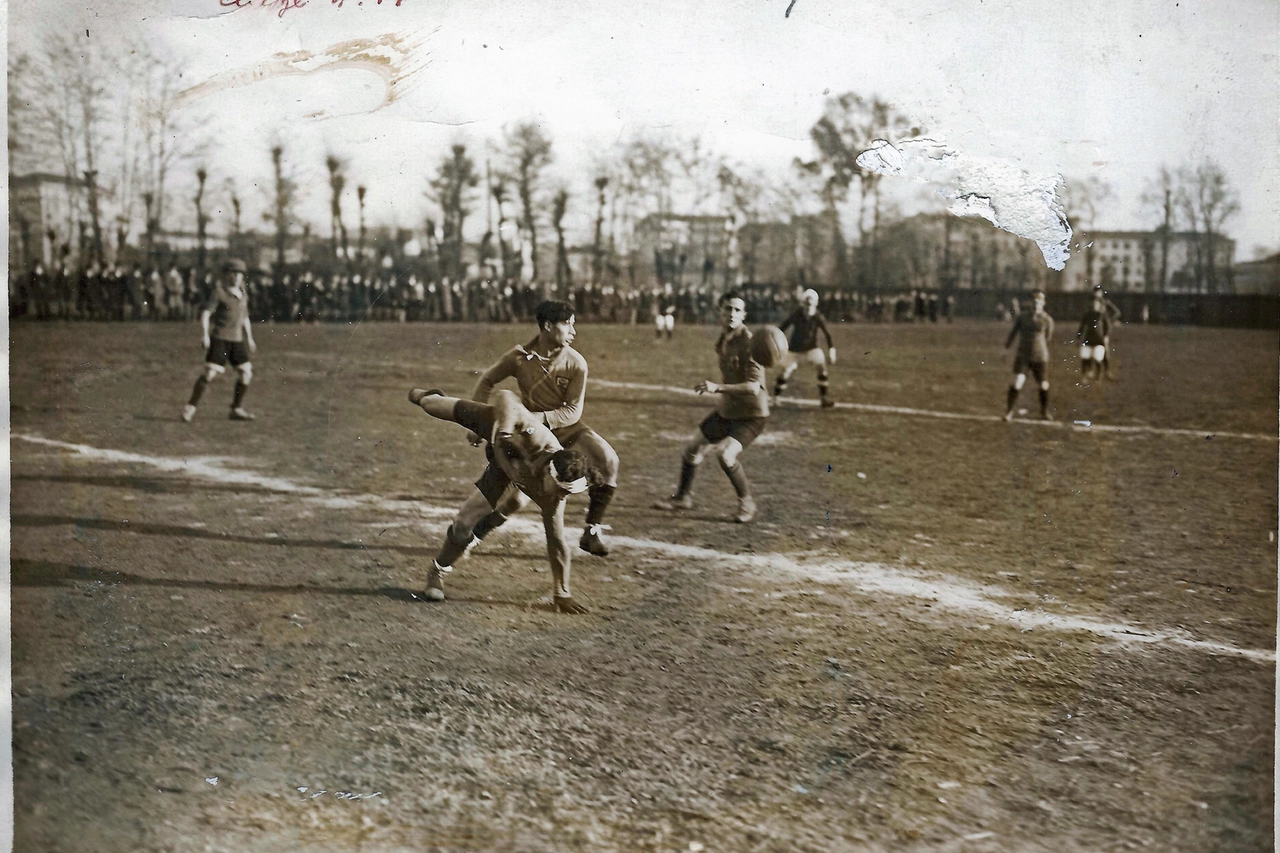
[556, 377, 570, 391]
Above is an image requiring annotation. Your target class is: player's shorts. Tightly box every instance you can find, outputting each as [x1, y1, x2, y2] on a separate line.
[205, 338, 251, 368]
[789, 347, 827, 367]
[1012, 356, 1047, 384]
[699, 411, 768, 449]
[1080, 344, 1106, 362]
[655, 314, 675, 331]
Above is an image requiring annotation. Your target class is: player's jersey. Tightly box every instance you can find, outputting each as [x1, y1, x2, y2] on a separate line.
[716, 326, 770, 419]
[658, 294, 676, 316]
[472, 340, 588, 430]
[778, 308, 834, 353]
[1007, 309, 1054, 363]
[1077, 309, 1111, 346]
[203, 283, 249, 342]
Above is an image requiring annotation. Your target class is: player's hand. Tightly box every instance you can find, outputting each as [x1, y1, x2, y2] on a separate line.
[695, 380, 719, 395]
[468, 431, 485, 447]
[828, 347, 837, 364]
[554, 595, 589, 615]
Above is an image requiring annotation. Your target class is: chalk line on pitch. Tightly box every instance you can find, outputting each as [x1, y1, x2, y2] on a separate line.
[591, 378, 1277, 442]
[15, 432, 1275, 664]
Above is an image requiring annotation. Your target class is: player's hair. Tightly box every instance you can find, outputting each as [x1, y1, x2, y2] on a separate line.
[719, 289, 745, 307]
[535, 300, 576, 328]
[550, 448, 595, 485]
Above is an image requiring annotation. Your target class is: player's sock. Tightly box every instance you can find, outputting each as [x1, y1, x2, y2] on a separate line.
[189, 376, 209, 407]
[675, 459, 698, 499]
[435, 522, 473, 567]
[232, 381, 248, 409]
[471, 511, 506, 541]
[719, 458, 751, 499]
[585, 484, 615, 526]
[1038, 388, 1049, 417]
[1005, 386, 1018, 415]
[817, 369, 830, 400]
[772, 375, 788, 398]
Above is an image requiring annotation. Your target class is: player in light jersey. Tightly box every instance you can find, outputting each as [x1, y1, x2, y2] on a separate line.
[772, 288, 837, 408]
[408, 388, 596, 614]
[1003, 290, 1055, 421]
[183, 258, 257, 422]
[654, 290, 769, 523]
[466, 301, 620, 557]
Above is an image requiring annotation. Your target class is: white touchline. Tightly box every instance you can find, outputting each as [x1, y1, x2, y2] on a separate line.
[590, 379, 1278, 443]
[15, 433, 1274, 665]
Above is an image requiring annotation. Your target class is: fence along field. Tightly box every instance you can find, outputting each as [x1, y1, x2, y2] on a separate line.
[10, 319, 1276, 852]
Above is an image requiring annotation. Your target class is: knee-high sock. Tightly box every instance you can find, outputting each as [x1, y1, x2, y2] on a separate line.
[435, 522, 474, 568]
[773, 373, 789, 398]
[232, 381, 248, 409]
[586, 484, 615, 526]
[1005, 386, 1018, 413]
[675, 459, 698, 498]
[189, 376, 209, 407]
[720, 458, 751, 499]
[817, 368, 830, 399]
[472, 511, 507, 541]
[1038, 388, 1049, 415]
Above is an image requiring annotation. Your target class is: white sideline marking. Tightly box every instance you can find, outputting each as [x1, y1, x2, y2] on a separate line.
[592, 379, 1278, 443]
[15, 433, 1275, 665]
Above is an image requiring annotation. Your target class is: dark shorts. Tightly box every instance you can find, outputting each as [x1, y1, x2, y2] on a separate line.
[699, 411, 767, 448]
[1013, 356, 1047, 384]
[453, 399, 510, 505]
[206, 338, 251, 368]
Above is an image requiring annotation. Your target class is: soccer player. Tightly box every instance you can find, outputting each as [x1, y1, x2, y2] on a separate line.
[772, 288, 837, 408]
[467, 300, 620, 557]
[408, 387, 596, 614]
[183, 258, 257, 422]
[1003, 290, 1054, 422]
[1075, 290, 1113, 382]
[655, 283, 676, 339]
[654, 290, 768, 523]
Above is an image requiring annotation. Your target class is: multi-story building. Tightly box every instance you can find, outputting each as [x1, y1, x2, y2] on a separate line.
[9, 172, 90, 270]
[1061, 230, 1235, 293]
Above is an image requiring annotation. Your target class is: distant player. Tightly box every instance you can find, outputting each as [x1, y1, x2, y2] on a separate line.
[654, 290, 768, 523]
[468, 300, 620, 557]
[1075, 290, 1113, 382]
[1003, 290, 1054, 422]
[655, 283, 676, 339]
[1094, 286, 1122, 378]
[772, 288, 837, 408]
[408, 387, 597, 614]
[183, 258, 257, 422]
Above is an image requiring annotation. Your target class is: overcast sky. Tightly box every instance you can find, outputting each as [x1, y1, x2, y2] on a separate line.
[10, 0, 1279, 259]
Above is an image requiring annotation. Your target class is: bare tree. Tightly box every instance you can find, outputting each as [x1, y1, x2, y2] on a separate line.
[325, 155, 349, 264]
[270, 145, 297, 283]
[194, 167, 209, 272]
[428, 143, 480, 284]
[552, 189, 573, 298]
[1063, 176, 1114, 287]
[357, 186, 367, 266]
[1140, 166, 1177, 291]
[491, 178, 511, 279]
[591, 176, 609, 286]
[501, 123, 553, 280]
[1176, 160, 1239, 294]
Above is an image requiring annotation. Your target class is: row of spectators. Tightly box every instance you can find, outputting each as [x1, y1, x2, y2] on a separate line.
[9, 263, 960, 325]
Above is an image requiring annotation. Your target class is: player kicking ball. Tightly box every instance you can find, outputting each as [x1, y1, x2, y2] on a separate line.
[772, 288, 837, 408]
[653, 290, 776, 524]
[408, 387, 598, 614]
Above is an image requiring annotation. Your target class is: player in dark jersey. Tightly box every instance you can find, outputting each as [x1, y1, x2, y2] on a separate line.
[772, 288, 837, 408]
[465, 300, 620, 557]
[1075, 290, 1113, 382]
[654, 290, 769, 523]
[1003, 290, 1054, 421]
[655, 283, 676, 339]
[183, 258, 257, 422]
[408, 387, 597, 614]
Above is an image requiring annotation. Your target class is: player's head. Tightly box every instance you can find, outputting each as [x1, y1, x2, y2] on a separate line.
[801, 288, 820, 309]
[719, 290, 747, 330]
[534, 300, 577, 348]
[222, 258, 247, 286]
[546, 449, 590, 495]
[1091, 290, 1104, 307]
[1032, 290, 1046, 309]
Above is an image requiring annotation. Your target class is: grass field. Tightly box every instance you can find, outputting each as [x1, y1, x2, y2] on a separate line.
[10, 317, 1278, 852]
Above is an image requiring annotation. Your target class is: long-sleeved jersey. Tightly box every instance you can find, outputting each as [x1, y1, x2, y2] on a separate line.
[1076, 309, 1112, 346]
[778, 308, 834, 353]
[1006, 309, 1054, 362]
[716, 326, 770, 419]
[472, 339, 589, 430]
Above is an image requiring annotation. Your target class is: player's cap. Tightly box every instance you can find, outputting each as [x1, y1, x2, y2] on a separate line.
[1032, 290, 1046, 299]
[801, 288, 819, 304]
[222, 258, 247, 274]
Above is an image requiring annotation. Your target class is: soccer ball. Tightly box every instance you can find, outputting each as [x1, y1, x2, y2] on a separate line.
[750, 325, 788, 368]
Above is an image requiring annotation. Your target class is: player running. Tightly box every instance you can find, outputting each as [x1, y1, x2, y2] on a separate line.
[1075, 290, 1113, 382]
[467, 300, 620, 557]
[654, 290, 769, 523]
[408, 387, 598, 614]
[1003, 290, 1054, 422]
[182, 258, 257, 423]
[771, 288, 837, 408]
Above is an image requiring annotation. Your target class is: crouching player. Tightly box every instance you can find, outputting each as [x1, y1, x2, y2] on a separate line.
[772, 288, 837, 408]
[654, 290, 769, 523]
[408, 387, 598, 614]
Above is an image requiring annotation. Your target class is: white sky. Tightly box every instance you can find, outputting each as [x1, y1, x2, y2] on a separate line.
[10, 0, 1279, 258]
